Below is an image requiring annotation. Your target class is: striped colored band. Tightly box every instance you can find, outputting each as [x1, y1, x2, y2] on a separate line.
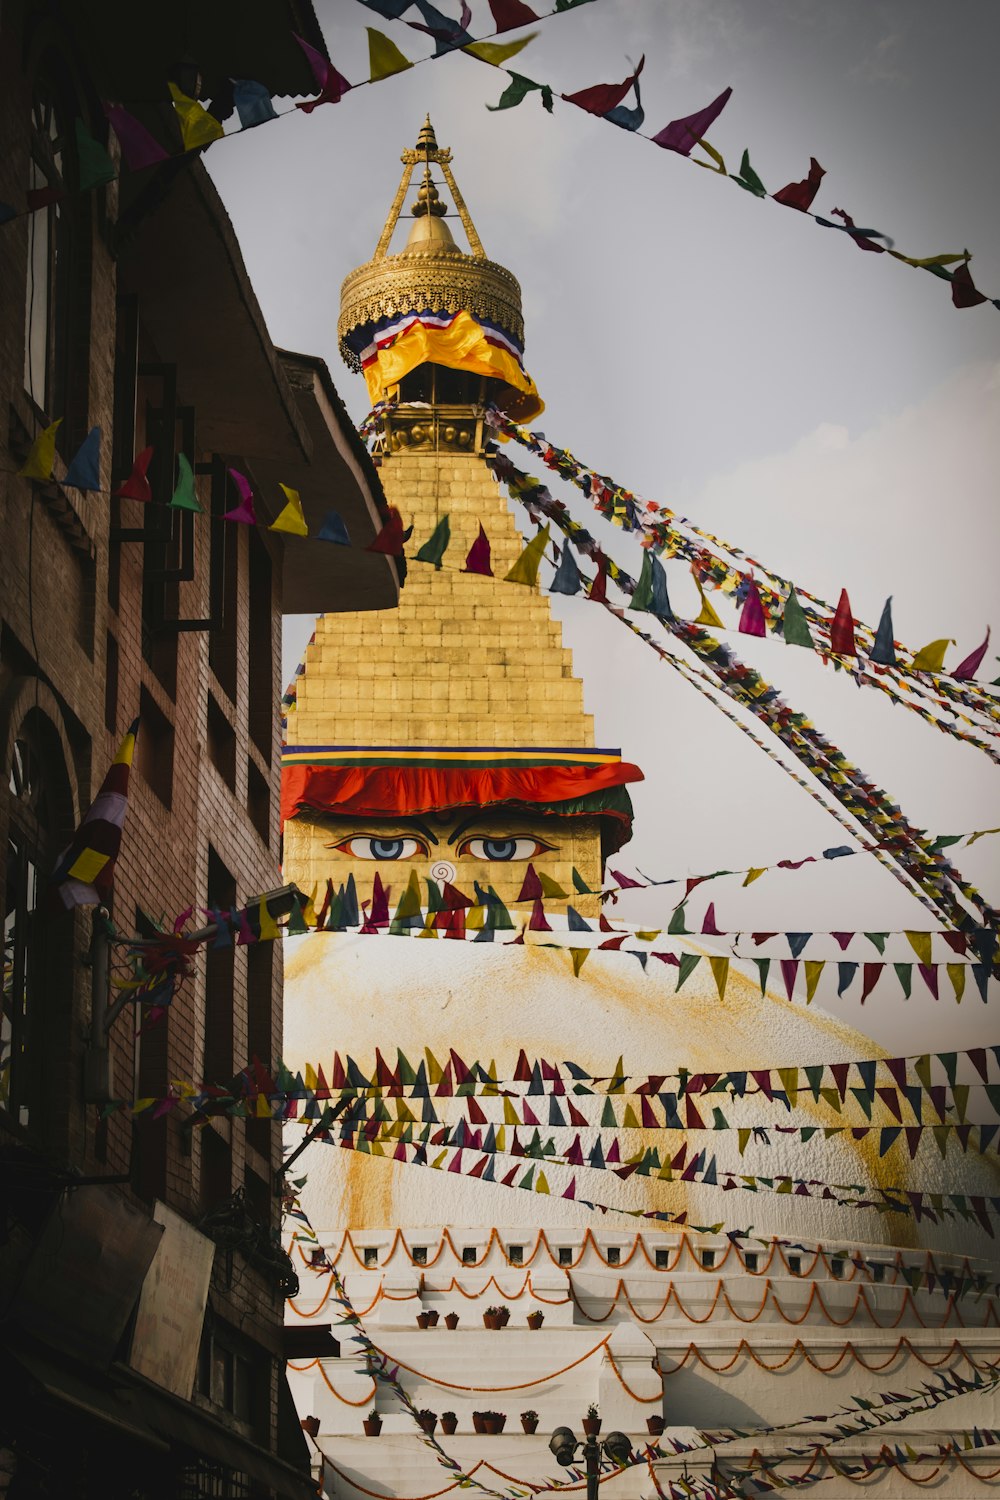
[281, 746, 621, 768]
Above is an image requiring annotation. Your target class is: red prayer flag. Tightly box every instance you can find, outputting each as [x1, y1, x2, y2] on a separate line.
[738, 577, 767, 637]
[953, 627, 990, 680]
[294, 34, 351, 112]
[462, 523, 493, 576]
[589, 556, 608, 603]
[528, 897, 550, 931]
[488, 0, 539, 29]
[563, 57, 644, 118]
[113, 445, 154, 502]
[829, 588, 856, 656]
[367, 507, 405, 555]
[701, 902, 722, 936]
[830, 207, 885, 253]
[651, 86, 732, 156]
[950, 260, 988, 309]
[103, 103, 169, 171]
[779, 959, 798, 1000]
[517, 864, 542, 902]
[860, 963, 883, 1003]
[773, 157, 825, 212]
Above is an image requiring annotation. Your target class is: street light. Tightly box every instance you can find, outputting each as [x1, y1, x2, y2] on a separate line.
[549, 1422, 632, 1500]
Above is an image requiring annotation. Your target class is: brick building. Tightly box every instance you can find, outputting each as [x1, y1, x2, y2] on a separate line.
[0, 4, 399, 1496]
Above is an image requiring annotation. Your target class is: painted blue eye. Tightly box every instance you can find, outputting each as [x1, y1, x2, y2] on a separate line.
[331, 837, 426, 860]
[458, 837, 553, 862]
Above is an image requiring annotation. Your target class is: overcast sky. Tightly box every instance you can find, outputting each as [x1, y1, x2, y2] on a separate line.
[207, 0, 999, 1050]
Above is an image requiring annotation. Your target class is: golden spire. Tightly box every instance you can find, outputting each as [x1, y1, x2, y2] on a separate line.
[338, 119, 525, 372]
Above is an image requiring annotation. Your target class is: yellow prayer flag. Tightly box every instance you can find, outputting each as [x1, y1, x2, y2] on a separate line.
[367, 27, 413, 81]
[535, 1171, 550, 1195]
[68, 847, 110, 885]
[694, 578, 724, 628]
[305, 1063, 318, 1091]
[636, 930, 660, 941]
[709, 955, 729, 1000]
[302, 885, 319, 927]
[804, 960, 824, 1004]
[778, 1068, 799, 1107]
[255, 1093, 273, 1117]
[503, 1097, 519, 1125]
[904, 930, 932, 966]
[888, 250, 968, 269]
[946, 963, 965, 1003]
[623, 1103, 641, 1129]
[269, 483, 308, 536]
[505, 524, 550, 587]
[258, 895, 280, 942]
[692, 138, 726, 174]
[742, 867, 766, 887]
[466, 904, 485, 929]
[425, 1049, 443, 1084]
[911, 639, 953, 673]
[570, 948, 589, 977]
[168, 82, 225, 151]
[462, 33, 536, 66]
[18, 418, 61, 479]
[538, 872, 567, 898]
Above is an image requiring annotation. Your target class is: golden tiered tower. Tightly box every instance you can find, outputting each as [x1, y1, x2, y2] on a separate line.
[282, 120, 641, 912]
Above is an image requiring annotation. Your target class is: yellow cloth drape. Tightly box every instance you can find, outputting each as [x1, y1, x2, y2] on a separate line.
[363, 311, 543, 420]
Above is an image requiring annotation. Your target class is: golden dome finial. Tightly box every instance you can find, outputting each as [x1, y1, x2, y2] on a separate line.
[412, 167, 448, 219]
[339, 120, 525, 375]
[416, 114, 437, 153]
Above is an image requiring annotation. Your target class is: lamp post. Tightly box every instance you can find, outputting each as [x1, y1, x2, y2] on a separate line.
[549, 1423, 632, 1500]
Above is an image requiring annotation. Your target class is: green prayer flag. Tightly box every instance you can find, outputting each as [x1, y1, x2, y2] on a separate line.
[572, 866, 595, 894]
[732, 148, 766, 197]
[75, 118, 115, 189]
[601, 1098, 617, 1128]
[415, 515, 450, 569]
[488, 72, 553, 114]
[629, 550, 654, 611]
[675, 952, 700, 990]
[752, 957, 770, 995]
[865, 932, 888, 955]
[285, 895, 308, 934]
[782, 588, 814, 648]
[893, 962, 912, 999]
[667, 903, 688, 934]
[170, 452, 202, 511]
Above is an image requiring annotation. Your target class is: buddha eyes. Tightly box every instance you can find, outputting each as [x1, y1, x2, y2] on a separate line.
[456, 837, 554, 862]
[331, 836, 428, 860]
[329, 835, 555, 862]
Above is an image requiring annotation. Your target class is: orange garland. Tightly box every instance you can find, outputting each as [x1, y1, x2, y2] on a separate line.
[361, 1334, 610, 1392]
[656, 1334, 998, 1376]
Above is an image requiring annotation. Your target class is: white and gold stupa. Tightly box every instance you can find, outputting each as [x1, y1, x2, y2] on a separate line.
[282, 124, 1000, 1497]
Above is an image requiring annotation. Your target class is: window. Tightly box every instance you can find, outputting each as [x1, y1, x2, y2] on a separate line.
[462, 1246, 477, 1265]
[197, 1321, 261, 1428]
[606, 1246, 621, 1266]
[787, 1255, 802, 1276]
[701, 1249, 716, 1269]
[203, 847, 236, 1084]
[247, 529, 273, 759]
[744, 1252, 759, 1273]
[246, 759, 270, 845]
[207, 694, 236, 790]
[508, 1245, 523, 1266]
[363, 1247, 378, 1268]
[3, 715, 73, 1129]
[23, 75, 85, 435]
[412, 1247, 428, 1266]
[136, 686, 174, 808]
[200, 1124, 231, 1211]
[830, 1258, 845, 1280]
[557, 1247, 572, 1267]
[655, 1249, 669, 1269]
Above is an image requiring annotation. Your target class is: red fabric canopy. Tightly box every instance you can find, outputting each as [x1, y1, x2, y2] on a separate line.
[281, 760, 643, 828]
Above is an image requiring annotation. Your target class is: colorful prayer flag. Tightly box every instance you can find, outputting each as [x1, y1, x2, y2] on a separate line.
[270, 484, 309, 536]
[51, 719, 139, 907]
[651, 86, 732, 155]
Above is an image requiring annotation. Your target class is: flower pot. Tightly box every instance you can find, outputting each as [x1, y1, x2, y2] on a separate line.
[441, 1415, 458, 1435]
[483, 1416, 499, 1435]
[426, 1310, 439, 1326]
[520, 1417, 538, 1434]
[419, 1417, 437, 1436]
[416, 1312, 431, 1329]
[444, 1313, 459, 1330]
[363, 1419, 382, 1437]
[646, 1415, 665, 1436]
[495, 1414, 507, 1433]
[472, 1412, 486, 1434]
[498, 1309, 510, 1326]
[483, 1313, 498, 1329]
[527, 1312, 544, 1329]
[582, 1418, 601, 1437]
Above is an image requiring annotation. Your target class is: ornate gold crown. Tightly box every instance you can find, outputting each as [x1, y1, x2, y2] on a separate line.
[338, 117, 525, 371]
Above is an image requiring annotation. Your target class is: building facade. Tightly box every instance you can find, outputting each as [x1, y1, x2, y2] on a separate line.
[0, 5, 399, 1496]
[280, 125, 1000, 1497]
